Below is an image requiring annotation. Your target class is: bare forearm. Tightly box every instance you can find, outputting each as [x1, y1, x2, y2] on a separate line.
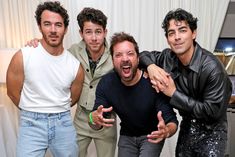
[70, 65, 84, 106]
[7, 93, 20, 107]
[7, 77, 23, 107]
[70, 96, 79, 107]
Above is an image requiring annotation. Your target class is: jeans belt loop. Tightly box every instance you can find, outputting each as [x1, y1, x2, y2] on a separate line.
[58, 112, 61, 119]
[35, 112, 38, 120]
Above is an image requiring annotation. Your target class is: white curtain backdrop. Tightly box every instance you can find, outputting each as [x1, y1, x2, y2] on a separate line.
[0, 0, 230, 52]
[0, 0, 230, 157]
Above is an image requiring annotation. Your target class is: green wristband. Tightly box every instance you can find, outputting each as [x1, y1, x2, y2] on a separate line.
[89, 112, 95, 124]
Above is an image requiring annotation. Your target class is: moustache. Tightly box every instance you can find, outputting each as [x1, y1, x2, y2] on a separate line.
[49, 32, 58, 36]
[120, 61, 132, 67]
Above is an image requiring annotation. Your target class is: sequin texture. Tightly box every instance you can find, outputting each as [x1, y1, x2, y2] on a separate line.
[175, 118, 227, 157]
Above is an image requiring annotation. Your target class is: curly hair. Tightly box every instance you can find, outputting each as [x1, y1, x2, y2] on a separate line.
[110, 32, 139, 57]
[77, 7, 107, 31]
[35, 1, 69, 28]
[162, 8, 198, 37]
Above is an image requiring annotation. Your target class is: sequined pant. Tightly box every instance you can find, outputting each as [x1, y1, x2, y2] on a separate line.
[176, 119, 227, 157]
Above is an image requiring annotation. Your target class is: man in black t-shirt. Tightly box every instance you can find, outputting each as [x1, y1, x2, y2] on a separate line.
[89, 32, 178, 157]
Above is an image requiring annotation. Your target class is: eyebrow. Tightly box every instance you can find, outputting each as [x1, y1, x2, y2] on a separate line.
[178, 26, 188, 30]
[42, 21, 63, 24]
[167, 25, 188, 32]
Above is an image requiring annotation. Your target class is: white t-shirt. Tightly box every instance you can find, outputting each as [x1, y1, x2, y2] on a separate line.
[19, 43, 80, 113]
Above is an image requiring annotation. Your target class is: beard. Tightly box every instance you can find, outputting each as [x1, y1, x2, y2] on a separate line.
[42, 32, 64, 47]
[115, 60, 138, 83]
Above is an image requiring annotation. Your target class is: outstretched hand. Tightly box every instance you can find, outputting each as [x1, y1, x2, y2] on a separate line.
[25, 38, 40, 48]
[147, 111, 169, 143]
[92, 105, 115, 127]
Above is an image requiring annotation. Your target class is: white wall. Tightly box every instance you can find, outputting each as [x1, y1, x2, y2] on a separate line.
[0, 49, 17, 83]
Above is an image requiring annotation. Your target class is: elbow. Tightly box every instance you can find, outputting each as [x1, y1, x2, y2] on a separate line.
[7, 90, 13, 100]
[7, 91, 19, 106]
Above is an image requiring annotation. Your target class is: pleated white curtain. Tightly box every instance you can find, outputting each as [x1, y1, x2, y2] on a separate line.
[0, 0, 230, 52]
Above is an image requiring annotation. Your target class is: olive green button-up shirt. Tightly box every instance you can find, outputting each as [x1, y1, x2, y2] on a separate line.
[68, 40, 113, 110]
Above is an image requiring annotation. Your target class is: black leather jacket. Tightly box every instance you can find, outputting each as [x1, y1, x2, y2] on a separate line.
[140, 43, 232, 130]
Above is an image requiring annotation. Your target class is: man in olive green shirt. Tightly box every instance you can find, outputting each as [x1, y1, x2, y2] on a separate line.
[69, 8, 117, 157]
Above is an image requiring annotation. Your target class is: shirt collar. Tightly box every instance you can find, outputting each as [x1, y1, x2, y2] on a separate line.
[187, 42, 202, 73]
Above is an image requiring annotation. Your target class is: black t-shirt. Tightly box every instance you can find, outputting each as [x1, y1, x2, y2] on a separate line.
[94, 70, 178, 136]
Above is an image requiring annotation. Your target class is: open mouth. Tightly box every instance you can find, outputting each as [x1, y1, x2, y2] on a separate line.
[122, 66, 131, 74]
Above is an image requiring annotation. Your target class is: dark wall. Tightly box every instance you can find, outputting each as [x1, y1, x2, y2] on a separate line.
[220, 2, 235, 37]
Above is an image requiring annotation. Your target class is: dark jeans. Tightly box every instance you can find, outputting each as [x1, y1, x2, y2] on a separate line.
[118, 135, 164, 157]
[176, 119, 227, 157]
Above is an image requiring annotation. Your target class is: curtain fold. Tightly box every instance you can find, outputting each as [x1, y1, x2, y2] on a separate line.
[0, 0, 229, 52]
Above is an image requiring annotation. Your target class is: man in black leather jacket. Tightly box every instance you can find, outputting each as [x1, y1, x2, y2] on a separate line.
[139, 8, 232, 157]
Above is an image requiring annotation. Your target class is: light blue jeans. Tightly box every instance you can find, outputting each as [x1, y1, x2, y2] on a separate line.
[16, 110, 78, 157]
[118, 135, 164, 157]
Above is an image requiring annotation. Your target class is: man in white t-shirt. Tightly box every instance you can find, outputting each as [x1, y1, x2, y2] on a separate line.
[6, 1, 84, 157]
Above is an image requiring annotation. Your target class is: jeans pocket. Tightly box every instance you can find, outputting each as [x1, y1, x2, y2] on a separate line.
[20, 117, 35, 127]
[61, 116, 73, 127]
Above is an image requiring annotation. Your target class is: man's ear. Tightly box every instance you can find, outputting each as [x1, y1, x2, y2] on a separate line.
[38, 25, 42, 33]
[192, 30, 197, 40]
[104, 29, 108, 37]
[64, 27, 68, 34]
[79, 30, 83, 39]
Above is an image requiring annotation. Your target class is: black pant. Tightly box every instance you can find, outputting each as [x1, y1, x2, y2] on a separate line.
[176, 119, 227, 157]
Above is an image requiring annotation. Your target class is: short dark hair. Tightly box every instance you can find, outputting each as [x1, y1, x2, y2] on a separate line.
[110, 32, 139, 57]
[162, 8, 198, 37]
[35, 1, 69, 28]
[77, 7, 107, 31]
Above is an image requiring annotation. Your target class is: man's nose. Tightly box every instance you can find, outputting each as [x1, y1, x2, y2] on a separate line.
[50, 25, 57, 32]
[121, 53, 129, 61]
[175, 32, 180, 40]
[91, 33, 97, 40]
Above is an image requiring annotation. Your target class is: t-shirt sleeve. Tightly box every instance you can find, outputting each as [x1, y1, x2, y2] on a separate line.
[156, 93, 178, 125]
[93, 76, 110, 111]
